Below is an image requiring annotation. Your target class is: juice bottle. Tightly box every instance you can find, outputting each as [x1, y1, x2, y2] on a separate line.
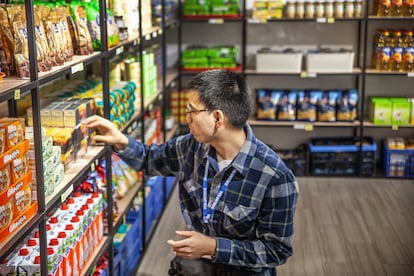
[377, 0, 391, 16]
[402, 30, 414, 71]
[390, 0, 403, 16]
[372, 29, 391, 71]
[402, 0, 414, 16]
[390, 30, 404, 71]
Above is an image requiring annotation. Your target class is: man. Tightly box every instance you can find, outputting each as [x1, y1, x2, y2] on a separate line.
[86, 69, 299, 275]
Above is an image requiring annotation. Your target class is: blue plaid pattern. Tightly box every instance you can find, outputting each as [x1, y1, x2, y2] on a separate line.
[117, 124, 299, 275]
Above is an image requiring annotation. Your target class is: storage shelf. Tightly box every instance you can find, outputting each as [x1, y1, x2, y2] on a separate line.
[81, 237, 110, 276]
[247, 17, 364, 23]
[368, 15, 414, 20]
[249, 119, 361, 127]
[365, 69, 414, 76]
[38, 52, 102, 85]
[245, 68, 362, 76]
[0, 213, 43, 259]
[0, 78, 35, 102]
[181, 14, 244, 22]
[45, 146, 107, 212]
[362, 121, 414, 128]
[121, 68, 179, 133]
[113, 181, 143, 232]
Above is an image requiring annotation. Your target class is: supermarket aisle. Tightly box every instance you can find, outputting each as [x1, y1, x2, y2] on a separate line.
[137, 177, 414, 276]
[137, 184, 186, 276]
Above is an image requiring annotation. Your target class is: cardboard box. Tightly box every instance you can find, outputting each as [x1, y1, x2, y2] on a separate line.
[391, 98, 411, 126]
[371, 98, 392, 125]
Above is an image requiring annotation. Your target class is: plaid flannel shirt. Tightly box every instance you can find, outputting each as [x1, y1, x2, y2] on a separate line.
[117, 124, 299, 275]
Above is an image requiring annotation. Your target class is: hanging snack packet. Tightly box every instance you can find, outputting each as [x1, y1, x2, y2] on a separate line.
[71, 3, 93, 55]
[12, 16, 30, 78]
[85, 0, 101, 50]
[0, 7, 14, 76]
[57, 6, 74, 61]
[33, 8, 52, 71]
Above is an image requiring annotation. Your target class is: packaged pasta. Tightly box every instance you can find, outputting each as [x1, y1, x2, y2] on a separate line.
[277, 91, 297, 121]
[256, 89, 279, 120]
[297, 90, 318, 122]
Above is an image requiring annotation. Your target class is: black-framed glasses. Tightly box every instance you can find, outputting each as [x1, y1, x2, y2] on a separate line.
[185, 104, 209, 115]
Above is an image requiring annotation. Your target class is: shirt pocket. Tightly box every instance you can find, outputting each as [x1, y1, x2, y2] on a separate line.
[221, 202, 259, 237]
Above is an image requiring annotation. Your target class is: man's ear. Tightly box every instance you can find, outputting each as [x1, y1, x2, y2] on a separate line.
[213, 110, 224, 127]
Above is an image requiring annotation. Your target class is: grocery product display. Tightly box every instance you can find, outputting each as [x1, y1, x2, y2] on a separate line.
[176, 0, 413, 179]
[182, 0, 241, 17]
[0, 0, 413, 275]
[0, 0, 179, 274]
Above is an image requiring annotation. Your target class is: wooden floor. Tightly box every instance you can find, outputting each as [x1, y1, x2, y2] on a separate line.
[137, 177, 414, 276]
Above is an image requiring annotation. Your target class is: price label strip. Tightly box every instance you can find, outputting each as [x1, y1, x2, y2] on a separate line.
[14, 89, 21, 100]
[71, 63, 84, 74]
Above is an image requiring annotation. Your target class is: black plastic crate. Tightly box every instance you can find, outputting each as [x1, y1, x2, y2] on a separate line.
[269, 144, 308, 176]
[309, 137, 377, 176]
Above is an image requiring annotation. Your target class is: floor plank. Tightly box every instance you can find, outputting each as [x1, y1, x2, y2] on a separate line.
[136, 177, 414, 276]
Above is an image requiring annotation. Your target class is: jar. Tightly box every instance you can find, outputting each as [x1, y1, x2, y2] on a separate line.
[296, 0, 305, 18]
[325, 0, 335, 17]
[354, 0, 363, 17]
[334, 0, 344, 18]
[344, 0, 355, 18]
[315, 0, 325, 17]
[285, 0, 296, 18]
[305, 0, 316, 18]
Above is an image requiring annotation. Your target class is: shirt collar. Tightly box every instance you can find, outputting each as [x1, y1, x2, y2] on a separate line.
[199, 123, 257, 176]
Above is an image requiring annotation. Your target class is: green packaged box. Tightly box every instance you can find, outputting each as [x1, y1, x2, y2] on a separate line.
[391, 98, 411, 126]
[371, 97, 392, 125]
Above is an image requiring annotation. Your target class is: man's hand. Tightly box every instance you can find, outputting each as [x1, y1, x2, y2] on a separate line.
[167, 230, 217, 260]
[85, 115, 129, 151]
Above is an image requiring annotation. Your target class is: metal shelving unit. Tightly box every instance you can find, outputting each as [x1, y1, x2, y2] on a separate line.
[0, 0, 180, 274]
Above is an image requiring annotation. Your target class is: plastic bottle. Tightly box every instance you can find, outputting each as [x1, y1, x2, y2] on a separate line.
[325, 0, 335, 17]
[390, 30, 404, 71]
[402, 0, 414, 16]
[377, 0, 391, 16]
[344, 0, 355, 18]
[372, 29, 391, 71]
[285, 0, 296, 18]
[305, 0, 316, 18]
[315, 0, 325, 17]
[334, 0, 344, 18]
[390, 0, 403, 16]
[402, 30, 414, 71]
[296, 0, 305, 18]
[354, 0, 363, 17]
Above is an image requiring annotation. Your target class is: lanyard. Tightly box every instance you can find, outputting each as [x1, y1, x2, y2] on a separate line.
[202, 159, 237, 224]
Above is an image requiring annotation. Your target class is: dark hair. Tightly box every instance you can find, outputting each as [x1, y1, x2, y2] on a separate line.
[188, 69, 251, 129]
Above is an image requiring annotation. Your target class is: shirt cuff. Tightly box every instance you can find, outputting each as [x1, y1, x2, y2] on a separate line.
[112, 136, 134, 155]
[213, 237, 232, 263]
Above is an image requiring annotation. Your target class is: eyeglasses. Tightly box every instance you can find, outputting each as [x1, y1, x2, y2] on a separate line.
[185, 104, 209, 116]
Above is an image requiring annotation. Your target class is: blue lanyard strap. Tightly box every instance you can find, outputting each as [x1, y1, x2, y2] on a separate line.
[202, 159, 237, 224]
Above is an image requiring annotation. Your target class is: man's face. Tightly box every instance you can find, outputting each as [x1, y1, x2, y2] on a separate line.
[186, 90, 215, 143]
